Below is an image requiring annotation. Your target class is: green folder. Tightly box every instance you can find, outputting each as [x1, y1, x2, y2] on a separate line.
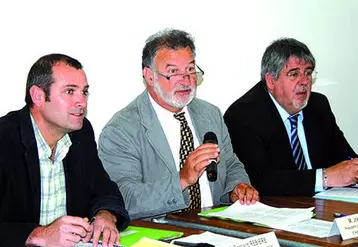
[120, 226, 184, 247]
[198, 206, 244, 223]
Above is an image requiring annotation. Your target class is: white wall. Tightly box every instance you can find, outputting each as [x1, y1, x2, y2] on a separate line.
[1, 0, 357, 151]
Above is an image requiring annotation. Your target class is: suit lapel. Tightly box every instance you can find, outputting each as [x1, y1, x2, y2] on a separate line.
[138, 92, 177, 173]
[62, 139, 82, 213]
[187, 99, 210, 145]
[20, 106, 41, 221]
[302, 106, 320, 168]
[259, 83, 296, 166]
[187, 99, 212, 192]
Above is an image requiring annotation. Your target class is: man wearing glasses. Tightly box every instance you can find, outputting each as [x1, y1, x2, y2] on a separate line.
[98, 28, 259, 219]
[224, 38, 358, 196]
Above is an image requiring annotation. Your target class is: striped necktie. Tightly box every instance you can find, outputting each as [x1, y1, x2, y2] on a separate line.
[288, 114, 307, 170]
[173, 112, 201, 210]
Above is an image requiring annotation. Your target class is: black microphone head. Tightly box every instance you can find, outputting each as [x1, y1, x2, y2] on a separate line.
[203, 132, 218, 144]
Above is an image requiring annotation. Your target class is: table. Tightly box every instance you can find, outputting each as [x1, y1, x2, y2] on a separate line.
[163, 197, 358, 247]
[129, 219, 202, 237]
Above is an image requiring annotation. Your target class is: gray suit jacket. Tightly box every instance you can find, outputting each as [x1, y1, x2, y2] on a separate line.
[98, 91, 250, 219]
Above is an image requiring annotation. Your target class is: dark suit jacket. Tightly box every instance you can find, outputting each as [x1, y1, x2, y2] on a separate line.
[0, 106, 129, 246]
[224, 81, 356, 196]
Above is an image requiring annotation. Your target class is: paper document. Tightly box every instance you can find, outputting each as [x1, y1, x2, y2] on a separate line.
[207, 201, 314, 228]
[171, 231, 242, 246]
[314, 187, 358, 203]
[274, 218, 338, 238]
[173, 231, 279, 247]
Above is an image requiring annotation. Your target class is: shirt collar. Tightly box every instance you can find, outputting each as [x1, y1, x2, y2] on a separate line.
[268, 92, 304, 122]
[148, 92, 189, 120]
[30, 114, 72, 160]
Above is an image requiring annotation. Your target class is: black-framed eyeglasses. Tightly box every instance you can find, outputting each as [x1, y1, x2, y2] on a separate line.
[153, 64, 205, 82]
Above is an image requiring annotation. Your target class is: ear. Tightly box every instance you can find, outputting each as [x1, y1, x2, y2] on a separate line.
[29, 85, 45, 107]
[143, 67, 154, 87]
[265, 72, 276, 93]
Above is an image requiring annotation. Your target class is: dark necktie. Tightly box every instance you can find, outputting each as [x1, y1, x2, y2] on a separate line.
[288, 114, 307, 170]
[173, 112, 201, 210]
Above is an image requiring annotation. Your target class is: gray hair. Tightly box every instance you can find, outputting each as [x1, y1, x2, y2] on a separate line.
[142, 28, 196, 69]
[261, 38, 315, 80]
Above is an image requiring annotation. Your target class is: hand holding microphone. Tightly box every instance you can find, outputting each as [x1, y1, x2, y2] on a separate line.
[203, 132, 218, 182]
[179, 132, 219, 189]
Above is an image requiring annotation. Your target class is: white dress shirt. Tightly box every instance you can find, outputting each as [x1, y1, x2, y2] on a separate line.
[268, 93, 324, 192]
[149, 94, 214, 207]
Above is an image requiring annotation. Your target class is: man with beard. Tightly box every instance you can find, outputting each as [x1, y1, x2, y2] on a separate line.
[98, 29, 259, 219]
[224, 38, 358, 196]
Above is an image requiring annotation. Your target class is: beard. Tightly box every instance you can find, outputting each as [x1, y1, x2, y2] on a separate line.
[153, 78, 196, 109]
[293, 84, 310, 110]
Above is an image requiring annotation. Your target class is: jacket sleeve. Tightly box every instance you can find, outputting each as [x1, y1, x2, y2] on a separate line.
[82, 119, 129, 230]
[98, 120, 190, 220]
[0, 222, 39, 247]
[214, 106, 251, 204]
[0, 115, 41, 246]
[315, 95, 356, 162]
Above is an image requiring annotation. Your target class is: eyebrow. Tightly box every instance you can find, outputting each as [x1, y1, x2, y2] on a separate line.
[286, 66, 314, 73]
[63, 84, 89, 90]
[165, 60, 196, 69]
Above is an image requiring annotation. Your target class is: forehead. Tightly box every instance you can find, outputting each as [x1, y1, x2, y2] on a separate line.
[154, 47, 194, 67]
[52, 63, 88, 87]
[284, 56, 313, 70]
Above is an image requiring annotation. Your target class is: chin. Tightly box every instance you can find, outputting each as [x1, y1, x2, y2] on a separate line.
[68, 123, 83, 132]
[293, 101, 308, 111]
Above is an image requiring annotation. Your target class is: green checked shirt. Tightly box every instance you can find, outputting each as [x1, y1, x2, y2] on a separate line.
[31, 115, 72, 225]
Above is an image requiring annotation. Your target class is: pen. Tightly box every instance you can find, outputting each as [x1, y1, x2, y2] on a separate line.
[172, 241, 215, 247]
[89, 216, 96, 224]
[88, 240, 124, 247]
[333, 212, 347, 218]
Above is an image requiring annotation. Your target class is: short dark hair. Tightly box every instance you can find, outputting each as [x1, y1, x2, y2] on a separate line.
[142, 28, 196, 69]
[261, 38, 315, 80]
[25, 53, 83, 107]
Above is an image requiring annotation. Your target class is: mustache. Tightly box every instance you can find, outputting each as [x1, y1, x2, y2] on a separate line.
[175, 85, 193, 91]
[69, 108, 86, 114]
[295, 85, 309, 94]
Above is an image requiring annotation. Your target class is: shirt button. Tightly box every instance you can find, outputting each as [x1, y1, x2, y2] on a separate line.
[167, 200, 172, 205]
[173, 199, 177, 204]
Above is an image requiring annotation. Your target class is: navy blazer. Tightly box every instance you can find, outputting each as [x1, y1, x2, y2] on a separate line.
[0, 106, 129, 246]
[224, 81, 356, 196]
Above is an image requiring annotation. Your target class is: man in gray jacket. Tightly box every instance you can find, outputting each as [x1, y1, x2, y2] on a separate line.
[98, 28, 259, 219]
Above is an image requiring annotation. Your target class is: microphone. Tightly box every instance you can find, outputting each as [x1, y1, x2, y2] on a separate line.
[203, 132, 218, 182]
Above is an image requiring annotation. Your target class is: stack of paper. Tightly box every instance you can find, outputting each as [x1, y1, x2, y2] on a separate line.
[201, 202, 339, 238]
[206, 201, 314, 228]
[172, 231, 280, 247]
[314, 187, 358, 203]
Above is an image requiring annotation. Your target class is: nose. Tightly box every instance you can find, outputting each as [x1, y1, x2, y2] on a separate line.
[297, 73, 310, 85]
[76, 94, 88, 108]
[179, 74, 192, 86]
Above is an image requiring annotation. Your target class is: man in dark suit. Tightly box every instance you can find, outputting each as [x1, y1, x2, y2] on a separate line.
[224, 38, 358, 196]
[0, 54, 129, 247]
